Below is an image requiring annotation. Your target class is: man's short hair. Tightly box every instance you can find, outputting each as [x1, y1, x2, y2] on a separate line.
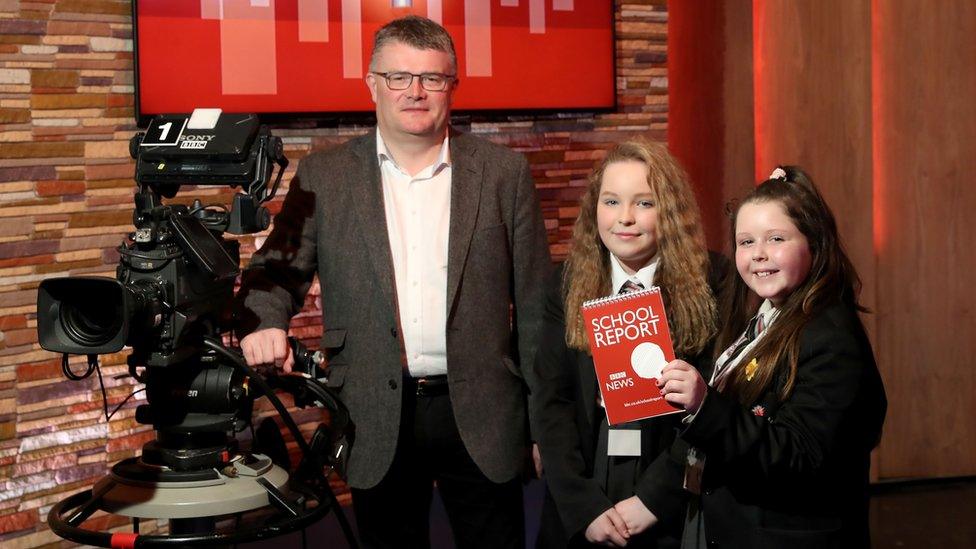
[369, 15, 458, 73]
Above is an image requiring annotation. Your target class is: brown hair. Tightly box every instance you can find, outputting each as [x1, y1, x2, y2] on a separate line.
[717, 166, 866, 404]
[369, 15, 457, 73]
[563, 140, 717, 357]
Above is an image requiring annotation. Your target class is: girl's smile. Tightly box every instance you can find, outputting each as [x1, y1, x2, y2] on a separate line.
[597, 160, 659, 275]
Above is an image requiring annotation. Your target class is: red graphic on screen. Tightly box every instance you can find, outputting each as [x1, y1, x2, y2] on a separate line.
[135, 0, 615, 116]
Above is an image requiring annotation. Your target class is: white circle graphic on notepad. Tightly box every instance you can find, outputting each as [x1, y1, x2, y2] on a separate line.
[631, 342, 666, 379]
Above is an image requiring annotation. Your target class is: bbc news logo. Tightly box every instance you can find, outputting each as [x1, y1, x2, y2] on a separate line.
[178, 135, 214, 149]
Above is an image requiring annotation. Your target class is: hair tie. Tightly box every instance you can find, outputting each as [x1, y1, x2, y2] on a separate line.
[768, 167, 788, 181]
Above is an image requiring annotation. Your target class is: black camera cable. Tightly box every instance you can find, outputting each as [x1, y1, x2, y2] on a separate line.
[60, 353, 147, 423]
[201, 337, 358, 547]
[202, 337, 313, 457]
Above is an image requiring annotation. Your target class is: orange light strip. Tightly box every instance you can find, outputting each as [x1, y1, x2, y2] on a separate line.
[871, 0, 886, 254]
[752, 0, 766, 184]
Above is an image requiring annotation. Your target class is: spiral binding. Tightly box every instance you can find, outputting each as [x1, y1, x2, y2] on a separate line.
[581, 286, 662, 309]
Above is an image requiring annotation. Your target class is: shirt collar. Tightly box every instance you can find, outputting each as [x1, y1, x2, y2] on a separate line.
[757, 299, 779, 329]
[609, 253, 659, 295]
[376, 128, 451, 177]
[709, 299, 780, 388]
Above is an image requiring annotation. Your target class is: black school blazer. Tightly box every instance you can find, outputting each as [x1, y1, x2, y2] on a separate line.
[682, 301, 887, 549]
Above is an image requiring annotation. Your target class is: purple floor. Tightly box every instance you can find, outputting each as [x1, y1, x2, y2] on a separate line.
[240, 478, 545, 548]
[237, 477, 976, 548]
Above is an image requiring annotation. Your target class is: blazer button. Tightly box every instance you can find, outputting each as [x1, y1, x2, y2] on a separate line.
[390, 327, 398, 338]
[388, 379, 398, 390]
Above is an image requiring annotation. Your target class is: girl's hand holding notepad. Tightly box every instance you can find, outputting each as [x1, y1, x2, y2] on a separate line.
[658, 359, 707, 415]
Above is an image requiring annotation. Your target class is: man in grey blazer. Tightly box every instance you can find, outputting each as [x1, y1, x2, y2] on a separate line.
[235, 16, 551, 548]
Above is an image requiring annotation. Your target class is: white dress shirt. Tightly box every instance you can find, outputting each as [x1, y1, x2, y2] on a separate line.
[610, 253, 660, 295]
[377, 129, 451, 377]
[684, 299, 780, 425]
[709, 299, 780, 387]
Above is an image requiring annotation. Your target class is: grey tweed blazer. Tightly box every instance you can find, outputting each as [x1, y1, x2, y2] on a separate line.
[236, 128, 552, 489]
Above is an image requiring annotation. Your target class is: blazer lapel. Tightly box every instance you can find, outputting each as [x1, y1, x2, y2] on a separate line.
[446, 133, 483, 316]
[349, 132, 397, 310]
[581, 353, 599, 428]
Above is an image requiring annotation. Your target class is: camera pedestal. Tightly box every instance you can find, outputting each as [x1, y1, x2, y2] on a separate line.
[97, 453, 289, 519]
[47, 452, 346, 547]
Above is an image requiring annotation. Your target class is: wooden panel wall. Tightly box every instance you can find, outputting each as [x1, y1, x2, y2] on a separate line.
[668, 0, 754, 253]
[719, 0, 757, 234]
[753, 0, 875, 319]
[669, 0, 976, 479]
[873, 0, 976, 478]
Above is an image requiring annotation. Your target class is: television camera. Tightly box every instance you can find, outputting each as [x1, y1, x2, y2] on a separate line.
[35, 111, 356, 547]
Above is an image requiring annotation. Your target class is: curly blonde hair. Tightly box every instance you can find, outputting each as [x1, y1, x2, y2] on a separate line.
[563, 140, 717, 356]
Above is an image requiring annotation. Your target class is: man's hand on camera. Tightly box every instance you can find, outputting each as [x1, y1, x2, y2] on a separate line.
[241, 328, 294, 372]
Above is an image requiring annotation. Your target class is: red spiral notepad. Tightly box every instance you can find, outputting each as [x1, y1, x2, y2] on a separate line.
[582, 287, 682, 425]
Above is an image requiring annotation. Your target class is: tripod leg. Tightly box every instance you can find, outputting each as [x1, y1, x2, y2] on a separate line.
[256, 476, 300, 517]
[66, 479, 115, 526]
[320, 479, 358, 549]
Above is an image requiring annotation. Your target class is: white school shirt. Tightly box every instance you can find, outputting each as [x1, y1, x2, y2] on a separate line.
[377, 129, 451, 377]
[609, 253, 660, 295]
[683, 300, 780, 426]
[709, 299, 780, 387]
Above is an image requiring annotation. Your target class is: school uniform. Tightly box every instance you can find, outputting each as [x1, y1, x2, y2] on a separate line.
[679, 300, 887, 549]
[533, 253, 726, 548]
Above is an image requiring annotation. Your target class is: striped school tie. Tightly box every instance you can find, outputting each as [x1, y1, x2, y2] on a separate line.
[619, 279, 645, 294]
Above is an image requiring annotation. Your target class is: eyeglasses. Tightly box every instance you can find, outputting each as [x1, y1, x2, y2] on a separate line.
[371, 71, 456, 92]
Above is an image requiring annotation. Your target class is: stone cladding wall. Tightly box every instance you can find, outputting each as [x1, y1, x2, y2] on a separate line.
[0, 1, 667, 545]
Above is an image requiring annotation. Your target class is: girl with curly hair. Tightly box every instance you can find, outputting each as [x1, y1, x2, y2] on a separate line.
[533, 140, 725, 548]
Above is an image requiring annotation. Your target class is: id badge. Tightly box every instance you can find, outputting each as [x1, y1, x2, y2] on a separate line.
[607, 428, 641, 457]
[683, 447, 705, 494]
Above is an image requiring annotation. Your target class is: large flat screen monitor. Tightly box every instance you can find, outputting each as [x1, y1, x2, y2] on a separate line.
[134, 1, 615, 124]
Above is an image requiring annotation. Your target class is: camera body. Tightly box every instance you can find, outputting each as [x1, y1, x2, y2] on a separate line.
[37, 206, 237, 362]
[36, 112, 287, 471]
